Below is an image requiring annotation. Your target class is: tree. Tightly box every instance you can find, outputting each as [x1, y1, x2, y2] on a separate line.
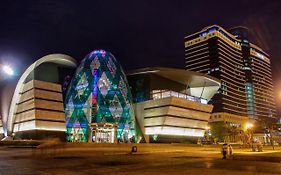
[257, 117, 278, 150]
[210, 122, 229, 142]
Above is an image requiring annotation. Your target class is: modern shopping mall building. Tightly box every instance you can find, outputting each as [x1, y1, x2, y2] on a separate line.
[0, 50, 220, 143]
[2, 54, 77, 140]
[127, 67, 220, 143]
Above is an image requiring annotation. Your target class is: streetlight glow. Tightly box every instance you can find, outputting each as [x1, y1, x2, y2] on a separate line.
[246, 123, 253, 129]
[2, 65, 14, 76]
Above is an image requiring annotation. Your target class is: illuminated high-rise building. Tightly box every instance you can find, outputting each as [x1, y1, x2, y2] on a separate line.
[184, 25, 277, 123]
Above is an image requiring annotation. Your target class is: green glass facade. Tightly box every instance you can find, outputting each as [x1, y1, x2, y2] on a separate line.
[64, 50, 136, 142]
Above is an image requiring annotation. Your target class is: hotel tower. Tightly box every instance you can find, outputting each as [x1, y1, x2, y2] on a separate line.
[184, 25, 277, 124]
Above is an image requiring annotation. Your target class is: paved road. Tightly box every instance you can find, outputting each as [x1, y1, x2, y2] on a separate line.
[0, 147, 280, 175]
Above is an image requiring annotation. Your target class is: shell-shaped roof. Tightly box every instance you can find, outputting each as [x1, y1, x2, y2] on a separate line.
[7, 54, 76, 136]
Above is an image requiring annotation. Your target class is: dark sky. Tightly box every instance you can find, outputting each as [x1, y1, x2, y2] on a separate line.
[1, 0, 281, 109]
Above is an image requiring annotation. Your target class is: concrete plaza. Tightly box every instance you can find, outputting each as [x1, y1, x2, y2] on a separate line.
[0, 143, 280, 175]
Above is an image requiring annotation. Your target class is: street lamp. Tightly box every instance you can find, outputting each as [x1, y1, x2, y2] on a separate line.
[245, 123, 253, 129]
[0, 64, 15, 141]
[2, 65, 14, 76]
[245, 122, 254, 149]
[204, 125, 211, 143]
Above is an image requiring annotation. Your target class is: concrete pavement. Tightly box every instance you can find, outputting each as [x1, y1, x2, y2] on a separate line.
[0, 143, 281, 174]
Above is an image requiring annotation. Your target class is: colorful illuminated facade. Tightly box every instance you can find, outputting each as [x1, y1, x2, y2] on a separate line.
[64, 50, 136, 143]
[2, 50, 220, 143]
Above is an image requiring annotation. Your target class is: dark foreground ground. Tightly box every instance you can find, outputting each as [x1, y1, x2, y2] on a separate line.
[0, 143, 280, 175]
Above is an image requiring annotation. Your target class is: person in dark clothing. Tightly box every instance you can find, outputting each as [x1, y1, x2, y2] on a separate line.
[221, 143, 228, 159]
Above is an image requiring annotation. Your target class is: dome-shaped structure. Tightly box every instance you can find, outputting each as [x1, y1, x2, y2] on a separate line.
[64, 50, 136, 143]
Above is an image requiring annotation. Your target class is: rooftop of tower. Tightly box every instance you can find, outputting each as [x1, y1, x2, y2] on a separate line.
[184, 24, 269, 57]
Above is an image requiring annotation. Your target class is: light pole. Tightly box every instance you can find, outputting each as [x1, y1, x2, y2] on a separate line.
[0, 64, 15, 82]
[245, 123, 253, 130]
[2, 65, 14, 76]
[204, 125, 210, 143]
[245, 122, 254, 149]
[0, 64, 15, 140]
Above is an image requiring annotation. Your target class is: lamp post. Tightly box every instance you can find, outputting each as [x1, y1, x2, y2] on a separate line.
[0, 64, 15, 140]
[245, 123, 253, 130]
[245, 122, 254, 149]
[0, 64, 14, 82]
[2, 65, 14, 76]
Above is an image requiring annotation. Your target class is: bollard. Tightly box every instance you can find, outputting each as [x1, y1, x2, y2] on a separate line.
[131, 146, 137, 153]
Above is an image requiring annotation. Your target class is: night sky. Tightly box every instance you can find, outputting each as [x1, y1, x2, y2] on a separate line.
[1, 0, 281, 110]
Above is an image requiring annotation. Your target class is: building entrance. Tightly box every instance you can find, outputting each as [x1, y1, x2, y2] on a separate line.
[89, 123, 116, 143]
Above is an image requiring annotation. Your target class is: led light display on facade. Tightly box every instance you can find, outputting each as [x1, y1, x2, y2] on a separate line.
[64, 50, 136, 142]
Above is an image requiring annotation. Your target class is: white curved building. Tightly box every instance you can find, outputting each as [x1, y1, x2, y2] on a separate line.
[127, 67, 220, 143]
[6, 54, 77, 139]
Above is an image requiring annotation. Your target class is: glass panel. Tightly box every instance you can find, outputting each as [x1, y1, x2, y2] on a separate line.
[64, 50, 136, 143]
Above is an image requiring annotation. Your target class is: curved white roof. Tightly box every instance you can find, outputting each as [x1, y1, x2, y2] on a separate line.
[6, 54, 77, 135]
[127, 67, 221, 100]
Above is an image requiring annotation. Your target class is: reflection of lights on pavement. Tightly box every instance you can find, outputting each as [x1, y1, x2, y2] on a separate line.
[205, 162, 213, 168]
[2, 65, 14, 76]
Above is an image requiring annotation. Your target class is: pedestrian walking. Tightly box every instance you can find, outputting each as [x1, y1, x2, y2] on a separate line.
[221, 143, 228, 159]
[228, 144, 233, 158]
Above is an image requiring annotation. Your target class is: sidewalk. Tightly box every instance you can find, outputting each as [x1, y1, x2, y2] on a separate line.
[231, 146, 281, 162]
[2, 141, 281, 162]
